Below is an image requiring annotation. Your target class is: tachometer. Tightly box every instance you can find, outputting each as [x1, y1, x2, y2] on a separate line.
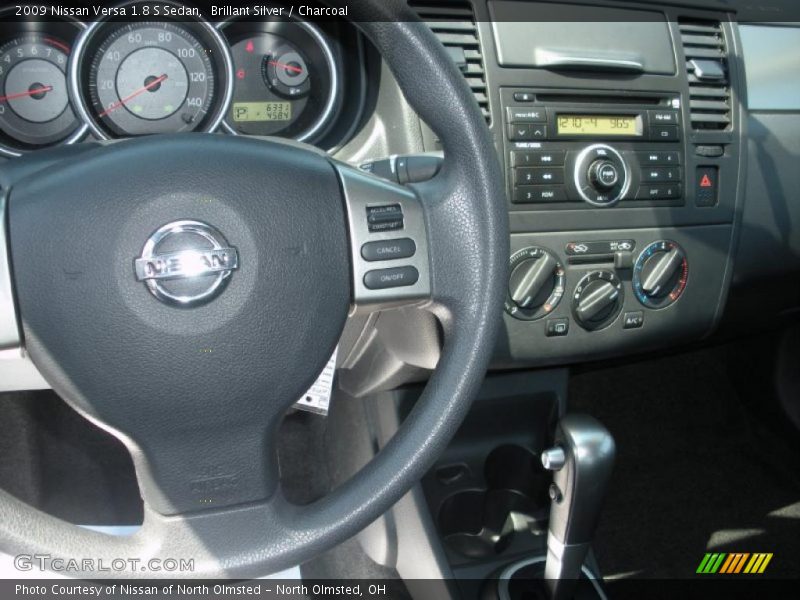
[0, 34, 83, 153]
[70, 17, 233, 138]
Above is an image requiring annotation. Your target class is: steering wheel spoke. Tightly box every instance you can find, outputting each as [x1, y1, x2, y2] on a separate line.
[334, 162, 432, 314]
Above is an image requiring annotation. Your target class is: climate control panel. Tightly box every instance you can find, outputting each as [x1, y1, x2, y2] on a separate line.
[504, 240, 690, 332]
[496, 224, 732, 368]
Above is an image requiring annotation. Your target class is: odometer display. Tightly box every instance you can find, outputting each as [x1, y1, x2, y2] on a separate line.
[557, 114, 640, 136]
[87, 22, 216, 136]
[232, 101, 291, 122]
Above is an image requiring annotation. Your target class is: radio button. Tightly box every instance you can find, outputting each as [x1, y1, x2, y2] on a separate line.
[642, 167, 682, 183]
[637, 184, 681, 200]
[506, 107, 547, 122]
[650, 125, 680, 142]
[637, 151, 681, 166]
[513, 186, 567, 203]
[508, 124, 532, 140]
[513, 92, 535, 102]
[649, 110, 680, 125]
[508, 123, 548, 140]
[515, 167, 565, 185]
[512, 150, 566, 167]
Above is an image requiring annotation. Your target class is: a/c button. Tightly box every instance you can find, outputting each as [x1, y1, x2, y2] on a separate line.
[361, 238, 417, 262]
[364, 266, 420, 290]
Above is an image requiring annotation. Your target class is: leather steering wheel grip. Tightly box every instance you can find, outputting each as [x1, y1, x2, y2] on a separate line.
[0, 0, 508, 577]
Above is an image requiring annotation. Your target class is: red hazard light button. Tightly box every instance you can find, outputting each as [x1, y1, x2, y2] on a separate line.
[695, 167, 718, 207]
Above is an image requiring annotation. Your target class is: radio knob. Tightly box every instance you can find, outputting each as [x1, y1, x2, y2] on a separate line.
[573, 144, 630, 207]
[589, 160, 620, 189]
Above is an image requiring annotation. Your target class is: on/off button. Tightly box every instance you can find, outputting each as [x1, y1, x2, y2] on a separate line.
[364, 266, 420, 290]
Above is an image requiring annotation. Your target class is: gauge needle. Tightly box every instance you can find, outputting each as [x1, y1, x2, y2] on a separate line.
[99, 74, 168, 117]
[0, 85, 53, 102]
[268, 60, 303, 74]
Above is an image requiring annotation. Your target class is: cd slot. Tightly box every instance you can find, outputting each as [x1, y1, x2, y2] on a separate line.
[535, 93, 662, 106]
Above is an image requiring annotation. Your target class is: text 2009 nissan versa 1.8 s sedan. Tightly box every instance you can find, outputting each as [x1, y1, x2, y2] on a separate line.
[0, 0, 799, 598]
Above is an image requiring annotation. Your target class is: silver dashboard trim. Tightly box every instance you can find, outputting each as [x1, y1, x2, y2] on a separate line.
[334, 163, 432, 314]
[572, 143, 632, 208]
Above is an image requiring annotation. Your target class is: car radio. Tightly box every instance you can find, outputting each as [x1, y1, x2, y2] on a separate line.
[501, 89, 685, 209]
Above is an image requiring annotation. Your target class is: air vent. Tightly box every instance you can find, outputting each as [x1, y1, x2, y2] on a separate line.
[679, 19, 731, 130]
[409, 1, 490, 122]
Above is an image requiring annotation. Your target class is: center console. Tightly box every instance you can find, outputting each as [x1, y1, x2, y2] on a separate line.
[467, 0, 746, 369]
[342, 1, 748, 596]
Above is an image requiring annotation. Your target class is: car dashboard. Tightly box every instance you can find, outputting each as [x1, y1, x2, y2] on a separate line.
[1, 0, 799, 397]
[0, 3, 366, 156]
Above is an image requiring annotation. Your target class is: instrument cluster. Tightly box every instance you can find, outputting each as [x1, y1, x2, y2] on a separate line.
[0, 1, 344, 157]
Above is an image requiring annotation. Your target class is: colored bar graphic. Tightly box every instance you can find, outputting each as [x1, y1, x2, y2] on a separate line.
[719, 554, 735, 573]
[759, 553, 773, 573]
[734, 553, 750, 573]
[697, 553, 728, 573]
[699, 552, 773, 574]
[696, 553, 713, 573]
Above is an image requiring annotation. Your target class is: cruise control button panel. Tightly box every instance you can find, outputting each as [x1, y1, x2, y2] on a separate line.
[337, 166, 430, 311]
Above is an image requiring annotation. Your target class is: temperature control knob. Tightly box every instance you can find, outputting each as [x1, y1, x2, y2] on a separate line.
[572, 270, 624, 330]
[505, 247, 565, 321]
[633, 241, 688, 308]
[573, 144, 630, 207]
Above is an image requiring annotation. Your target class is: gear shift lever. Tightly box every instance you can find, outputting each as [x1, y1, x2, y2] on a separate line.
[541, 414, 615, 600]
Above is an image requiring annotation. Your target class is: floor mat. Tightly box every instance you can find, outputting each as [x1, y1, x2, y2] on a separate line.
[569, 344, 800, 579]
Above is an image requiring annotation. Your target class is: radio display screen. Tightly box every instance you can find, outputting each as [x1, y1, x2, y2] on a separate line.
[557, 114, 640, 136]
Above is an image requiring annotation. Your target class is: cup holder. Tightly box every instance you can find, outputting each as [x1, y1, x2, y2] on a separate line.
[437, 445, 549, 558]
[484, 444, 550, 507]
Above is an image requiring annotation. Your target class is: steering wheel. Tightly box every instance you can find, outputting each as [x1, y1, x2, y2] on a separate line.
[0, 1, 507, 577]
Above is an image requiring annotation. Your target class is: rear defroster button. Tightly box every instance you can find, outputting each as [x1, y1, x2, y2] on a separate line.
[364, 266, 419, 290]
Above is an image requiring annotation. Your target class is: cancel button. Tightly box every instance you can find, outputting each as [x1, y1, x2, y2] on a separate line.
[361, 238, 417, 262]
[364, 266, 419, 290]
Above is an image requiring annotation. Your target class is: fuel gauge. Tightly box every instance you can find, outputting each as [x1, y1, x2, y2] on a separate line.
[263, 45, 310, 98]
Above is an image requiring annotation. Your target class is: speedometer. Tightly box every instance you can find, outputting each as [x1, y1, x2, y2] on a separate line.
[70, 16, 233, 138]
